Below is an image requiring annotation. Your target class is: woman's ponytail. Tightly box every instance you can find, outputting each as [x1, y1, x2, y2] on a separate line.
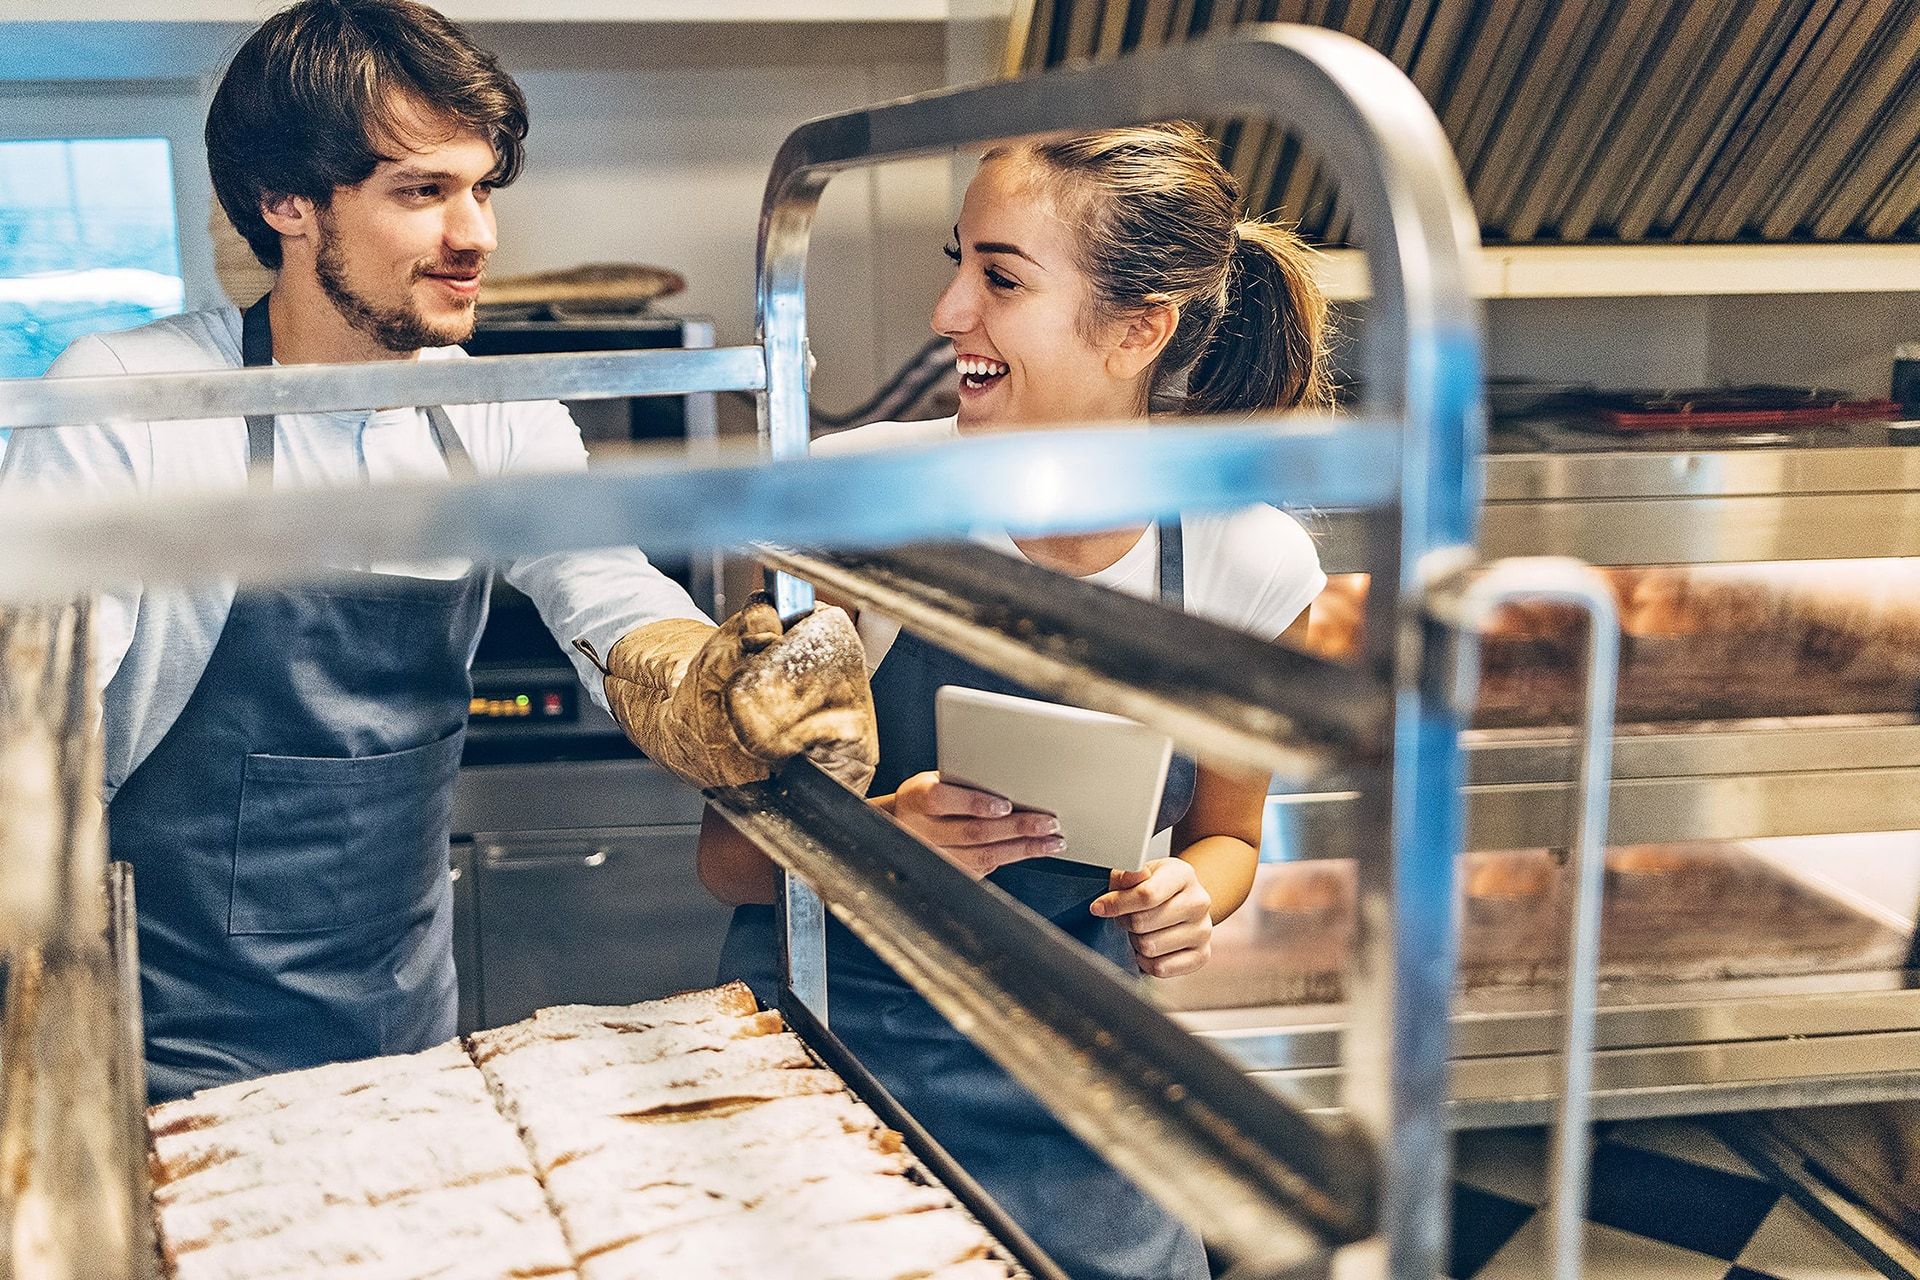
[1184, 221, 1332, 416]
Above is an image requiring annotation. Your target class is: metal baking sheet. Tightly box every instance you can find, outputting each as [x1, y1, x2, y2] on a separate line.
[1159, 840, 1910, 1012]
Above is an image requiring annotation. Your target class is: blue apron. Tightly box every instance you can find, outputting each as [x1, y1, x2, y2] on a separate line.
[108, 297, 488, 1103]
[720, 525, 1207, 1280]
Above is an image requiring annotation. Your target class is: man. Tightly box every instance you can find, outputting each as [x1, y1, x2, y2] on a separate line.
[1, 0, 875, 1102]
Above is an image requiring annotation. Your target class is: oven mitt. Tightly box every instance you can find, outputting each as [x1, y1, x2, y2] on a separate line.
[588, 595, 878, 794]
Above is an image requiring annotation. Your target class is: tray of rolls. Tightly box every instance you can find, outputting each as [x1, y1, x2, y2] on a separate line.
[145, 983, 1041, 1280]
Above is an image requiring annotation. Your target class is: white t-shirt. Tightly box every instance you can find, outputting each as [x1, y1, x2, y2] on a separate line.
[1, 306, 709, 798]
[812, 417, 1326, 668]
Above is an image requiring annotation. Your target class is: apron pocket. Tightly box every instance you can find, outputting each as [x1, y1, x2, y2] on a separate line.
[229, 729, 464, 936]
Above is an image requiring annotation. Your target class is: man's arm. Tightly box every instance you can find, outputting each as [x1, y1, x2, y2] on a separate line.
[498, 400, 876, 792]
[3, 336, 151, 699]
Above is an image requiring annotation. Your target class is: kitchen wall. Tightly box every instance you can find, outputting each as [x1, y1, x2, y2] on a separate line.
[1485, 293, 1920, 399]
[1, 19, 958, 419]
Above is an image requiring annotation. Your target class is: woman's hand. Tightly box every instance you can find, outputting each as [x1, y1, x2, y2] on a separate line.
[888, 771, 1064, 879]
[1091, 858, 1214, 977]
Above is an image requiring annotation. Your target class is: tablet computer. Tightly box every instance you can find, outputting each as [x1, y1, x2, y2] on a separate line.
[934, 685, 1174, 873]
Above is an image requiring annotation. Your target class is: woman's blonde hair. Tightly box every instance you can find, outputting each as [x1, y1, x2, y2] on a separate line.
[990, 123, 1333, 415]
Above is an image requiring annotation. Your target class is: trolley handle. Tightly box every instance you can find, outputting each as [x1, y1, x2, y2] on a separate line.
[1433, 555, 1621, 1280]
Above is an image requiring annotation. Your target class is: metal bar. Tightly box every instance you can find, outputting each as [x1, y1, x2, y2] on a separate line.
[1435, 558, 1620, 1280]
[106, 863, 158, 1280]
[0, 345, 767, 430]
[776, 865, 829, 1021]
[1255, 1030, 1920, 1128]
[754, 26, 1480, 461]
[706, 759, 1376, 1274]
[1503, 0, 1665, 240]
[1189, 983, 1920, 1069]
[1265, 760, 1920, 853]
[1717, 1116, 1920, 1280]
[1557, 0, 1739, 240]
[1760, 0, 1920, 240]
[760, 542, 1385, 782]
[0, 419, 1399, 604]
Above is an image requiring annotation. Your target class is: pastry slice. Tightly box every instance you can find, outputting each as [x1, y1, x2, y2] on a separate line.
[470, 983, 759, 1064]
[481, 1012, 785, 1094]
[152, 1068, 496, 1185]
[490, 1033, 818, 1124]
[170, 1174, 573, 1280]
[148, 1041, 471, 1137]
[547, 1130, 915, 1256]
[156, 1120, 533, 1256]
[515, 1089, 878, 1174]
[579, 1202, 996, 1280]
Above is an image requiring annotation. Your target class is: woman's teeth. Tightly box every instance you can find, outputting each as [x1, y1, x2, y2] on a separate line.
[957, 356, 1009, 389]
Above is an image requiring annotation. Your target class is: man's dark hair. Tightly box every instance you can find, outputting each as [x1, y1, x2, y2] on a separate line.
[206, 0, 528, 269]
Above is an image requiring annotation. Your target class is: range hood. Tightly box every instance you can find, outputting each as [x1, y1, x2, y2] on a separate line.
[1002, 0, 1920, 247]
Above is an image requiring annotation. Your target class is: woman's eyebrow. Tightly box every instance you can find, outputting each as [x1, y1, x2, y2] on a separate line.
[957, 225, 1046, 270]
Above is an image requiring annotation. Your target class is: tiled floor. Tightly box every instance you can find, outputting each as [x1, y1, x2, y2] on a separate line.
[1451, 1119, 1886, 1279]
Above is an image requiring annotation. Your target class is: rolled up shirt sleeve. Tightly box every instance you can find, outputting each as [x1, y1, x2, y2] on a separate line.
[497, 397, 712, 709]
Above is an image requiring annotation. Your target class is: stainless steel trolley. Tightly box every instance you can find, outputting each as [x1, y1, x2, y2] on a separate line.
[0, 25, 1622, 1280]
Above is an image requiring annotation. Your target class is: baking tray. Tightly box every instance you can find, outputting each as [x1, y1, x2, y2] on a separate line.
[1160, 840, 1911, 1012]
[780, 995, 1067, 1280]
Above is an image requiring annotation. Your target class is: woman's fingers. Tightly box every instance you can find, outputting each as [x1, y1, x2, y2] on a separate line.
[1116, 885, 1212, 936]
[913, 810, 1058, 848]
[917, 779, 1016, 818]
[1091, 859, 1193, 918]
[1135, 939, 1213, 978]
[1129, 913, 1210, 957]
[950, 835, 1067, 875]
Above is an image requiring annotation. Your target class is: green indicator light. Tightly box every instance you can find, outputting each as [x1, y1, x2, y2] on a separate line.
[516, 694, 531, 707]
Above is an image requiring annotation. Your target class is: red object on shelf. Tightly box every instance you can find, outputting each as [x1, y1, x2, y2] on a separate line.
[1593, 392, 1903, 432]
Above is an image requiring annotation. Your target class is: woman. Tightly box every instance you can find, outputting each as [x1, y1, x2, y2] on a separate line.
[699, 123, 1331, 1280]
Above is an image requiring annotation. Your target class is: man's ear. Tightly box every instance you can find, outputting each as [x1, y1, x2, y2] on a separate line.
[1105, 303, 1179, 382]
[259, 192, 317, 243]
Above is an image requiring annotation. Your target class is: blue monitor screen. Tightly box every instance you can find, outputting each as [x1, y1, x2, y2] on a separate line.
[0, 137, 185, 382]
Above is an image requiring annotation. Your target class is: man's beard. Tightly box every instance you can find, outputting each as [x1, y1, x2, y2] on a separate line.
[313, 209, 478, 353]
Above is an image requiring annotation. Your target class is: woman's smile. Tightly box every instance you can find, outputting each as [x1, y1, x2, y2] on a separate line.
[955, 352, 1010, 397]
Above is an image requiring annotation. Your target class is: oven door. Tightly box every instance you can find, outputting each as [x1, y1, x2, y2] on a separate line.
[462, 825, 735, 1029]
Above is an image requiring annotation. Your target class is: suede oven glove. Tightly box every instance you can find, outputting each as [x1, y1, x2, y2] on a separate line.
[588, 595, 878, 794]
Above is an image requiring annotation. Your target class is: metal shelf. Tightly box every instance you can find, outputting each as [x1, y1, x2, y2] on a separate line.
[1182, 975, 1920, 1130]
[1268, 715, 1920, 854]
[1318, 244, 1920, 301]
[1316, 424, 1920, 571]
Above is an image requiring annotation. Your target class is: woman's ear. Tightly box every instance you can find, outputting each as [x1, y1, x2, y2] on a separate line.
[259, 193, 317, 243]
[1105, 303, 1179, 382]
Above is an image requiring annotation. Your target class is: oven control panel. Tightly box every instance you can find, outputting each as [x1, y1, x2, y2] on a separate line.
[470, 679, 577, 724]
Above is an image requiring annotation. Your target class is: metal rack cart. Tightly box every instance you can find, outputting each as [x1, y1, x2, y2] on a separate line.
[0, 25, 1622, 1280]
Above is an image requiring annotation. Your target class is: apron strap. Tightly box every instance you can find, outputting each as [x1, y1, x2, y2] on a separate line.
[239, 293, 476, 484]
[423, 405, 478, 479]
[240, 296, 276, 489]
[1158, 518, 1184, 611]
